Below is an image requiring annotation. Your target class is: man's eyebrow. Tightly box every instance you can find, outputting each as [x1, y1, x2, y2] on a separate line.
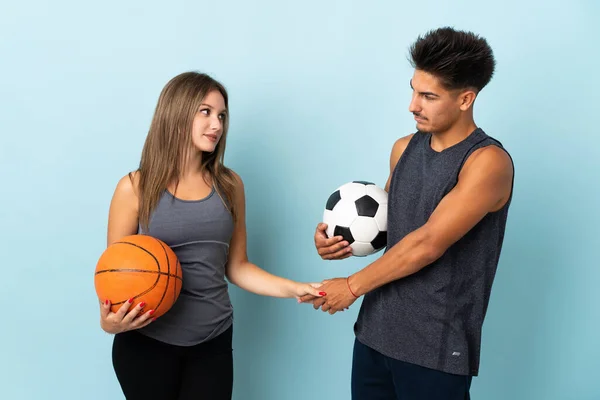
[410, 80, 439, 97]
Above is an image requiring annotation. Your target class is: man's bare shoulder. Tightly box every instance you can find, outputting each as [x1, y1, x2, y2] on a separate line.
[462, 145, 513, 178]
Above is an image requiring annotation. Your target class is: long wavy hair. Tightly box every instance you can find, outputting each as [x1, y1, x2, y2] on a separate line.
[134, 72, 237, 231]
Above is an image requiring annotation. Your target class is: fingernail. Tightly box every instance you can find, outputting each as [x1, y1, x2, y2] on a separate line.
[297, 299, 301, 303]
[319, 292, 327, 296]
[105, 300, 109, 305]
[152, 317, 157, 321]
[128, 297, 133, 303]
[149, 310, 155, 315]
[140, 302, 146, 308]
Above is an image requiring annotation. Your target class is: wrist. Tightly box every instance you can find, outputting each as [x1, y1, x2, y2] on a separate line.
[286, 280, 301, 298]
[347, 273, 367, 297]
[346, 277, 358, 298]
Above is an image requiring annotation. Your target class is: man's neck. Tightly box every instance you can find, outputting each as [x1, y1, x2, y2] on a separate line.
[429, 120, 478, 152]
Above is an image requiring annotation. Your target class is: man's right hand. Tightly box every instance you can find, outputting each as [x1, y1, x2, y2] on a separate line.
[314, 223, 353, 260]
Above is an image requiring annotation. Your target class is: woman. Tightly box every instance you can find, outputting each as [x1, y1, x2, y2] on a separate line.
[99, 71, 324, 399]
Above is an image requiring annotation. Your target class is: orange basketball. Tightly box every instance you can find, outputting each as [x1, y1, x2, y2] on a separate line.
[94, 234, 183, 319]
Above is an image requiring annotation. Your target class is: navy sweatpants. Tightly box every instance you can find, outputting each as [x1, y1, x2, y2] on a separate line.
[351, 338, 472, 400]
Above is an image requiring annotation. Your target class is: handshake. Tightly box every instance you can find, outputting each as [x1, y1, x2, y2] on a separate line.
[295, 223, 360, 315]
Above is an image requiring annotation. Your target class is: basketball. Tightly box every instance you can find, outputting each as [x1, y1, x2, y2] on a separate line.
[94, 234, 183, 319]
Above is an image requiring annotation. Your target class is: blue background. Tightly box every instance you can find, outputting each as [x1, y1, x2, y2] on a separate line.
[1, 1, 599, 399]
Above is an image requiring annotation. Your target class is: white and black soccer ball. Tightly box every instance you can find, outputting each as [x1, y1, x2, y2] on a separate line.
[322, 181, 388, 257]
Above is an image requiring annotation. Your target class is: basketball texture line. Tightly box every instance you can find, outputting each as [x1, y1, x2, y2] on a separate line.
[95, 269, 182, 280]
[155, 238, 175, 315]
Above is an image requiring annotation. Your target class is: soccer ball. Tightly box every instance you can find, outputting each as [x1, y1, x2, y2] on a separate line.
[322, 181, 388, 257]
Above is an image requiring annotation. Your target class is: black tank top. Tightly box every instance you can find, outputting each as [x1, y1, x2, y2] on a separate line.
[354, 128, 513, 376]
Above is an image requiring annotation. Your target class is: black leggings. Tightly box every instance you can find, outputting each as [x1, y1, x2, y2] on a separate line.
[112, 326, 233, 400]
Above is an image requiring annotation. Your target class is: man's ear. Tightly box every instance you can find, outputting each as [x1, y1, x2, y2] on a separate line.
[459, 90, 477, 111]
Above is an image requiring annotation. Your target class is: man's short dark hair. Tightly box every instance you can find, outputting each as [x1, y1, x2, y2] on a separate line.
[409, 27, 496, 92]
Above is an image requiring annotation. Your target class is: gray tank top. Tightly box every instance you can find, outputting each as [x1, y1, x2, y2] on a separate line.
[355, 128, 513, 376]
[137, 186, 234, 346]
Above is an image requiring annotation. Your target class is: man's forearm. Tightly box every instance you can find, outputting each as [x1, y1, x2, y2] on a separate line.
[349, 227, 444, 297]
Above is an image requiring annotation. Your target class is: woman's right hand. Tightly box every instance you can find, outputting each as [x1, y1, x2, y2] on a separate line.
[100, 298, 155, 334]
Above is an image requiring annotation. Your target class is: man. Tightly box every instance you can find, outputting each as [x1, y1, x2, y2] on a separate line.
[302, 27, 514, 399]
